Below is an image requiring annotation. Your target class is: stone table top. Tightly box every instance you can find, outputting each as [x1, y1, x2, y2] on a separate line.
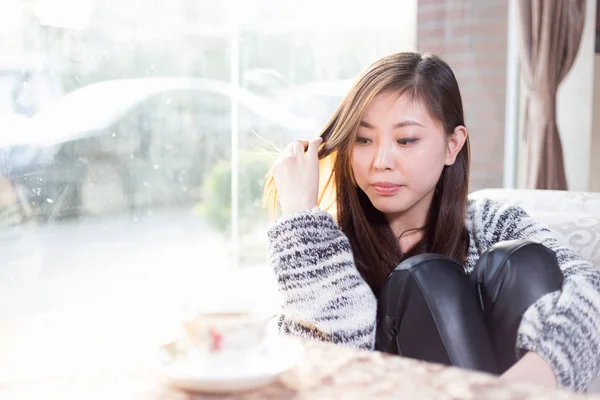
[0, 311, 597, 400]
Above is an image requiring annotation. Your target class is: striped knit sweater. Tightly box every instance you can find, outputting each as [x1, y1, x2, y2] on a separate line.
[267, 197, 600, 392]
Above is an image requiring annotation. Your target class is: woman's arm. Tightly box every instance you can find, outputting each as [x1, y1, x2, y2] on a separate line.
[479, 199, 600, 391]
[268, 208, 377, 349]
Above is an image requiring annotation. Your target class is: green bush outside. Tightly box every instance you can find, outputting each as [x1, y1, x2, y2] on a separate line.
[196, 152, 276, 234]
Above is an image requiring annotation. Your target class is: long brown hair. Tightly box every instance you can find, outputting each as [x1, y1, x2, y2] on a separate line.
[263, 52, 471, 291]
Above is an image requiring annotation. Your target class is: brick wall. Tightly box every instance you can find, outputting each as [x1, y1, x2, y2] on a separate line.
[417, 0, 508, 191]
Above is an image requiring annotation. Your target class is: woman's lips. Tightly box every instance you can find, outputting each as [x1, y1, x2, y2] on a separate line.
[372, 183, 403, 195]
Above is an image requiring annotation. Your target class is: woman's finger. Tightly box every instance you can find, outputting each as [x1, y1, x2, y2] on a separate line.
[306, 137, 323, 158]
[283, 142, 295, 156]
[292, 140, 309, 156]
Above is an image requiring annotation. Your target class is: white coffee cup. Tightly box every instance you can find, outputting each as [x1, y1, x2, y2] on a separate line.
[180, 300, 274, 370]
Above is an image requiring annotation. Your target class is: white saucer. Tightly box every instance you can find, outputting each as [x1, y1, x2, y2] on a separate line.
[160, 336, 304, 393]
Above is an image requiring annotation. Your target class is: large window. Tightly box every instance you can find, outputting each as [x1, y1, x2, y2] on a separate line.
[0, 0, 416, 318]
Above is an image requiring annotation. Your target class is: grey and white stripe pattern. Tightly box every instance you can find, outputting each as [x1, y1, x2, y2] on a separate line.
[267, 208, 377, 349]
[267, 198, 600, 391]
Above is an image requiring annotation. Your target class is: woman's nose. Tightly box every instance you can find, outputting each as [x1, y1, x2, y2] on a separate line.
[373, 144, 394, 171]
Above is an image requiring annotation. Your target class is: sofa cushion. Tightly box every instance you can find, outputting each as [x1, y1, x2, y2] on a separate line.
[526, 211, 600, 267]
[469, 189, 600, 215]
[469, 189, 600, 267]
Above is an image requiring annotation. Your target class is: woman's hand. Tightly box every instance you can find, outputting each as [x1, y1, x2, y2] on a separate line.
[272, 137, 323, 217]
[500, 351, 557, 388]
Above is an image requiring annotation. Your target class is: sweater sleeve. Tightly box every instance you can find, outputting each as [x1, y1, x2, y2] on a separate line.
[267, 207, 377, 350]
[488, 200, 600, 391]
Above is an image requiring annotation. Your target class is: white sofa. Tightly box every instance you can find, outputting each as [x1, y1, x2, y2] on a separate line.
[470, 188, 600, 392]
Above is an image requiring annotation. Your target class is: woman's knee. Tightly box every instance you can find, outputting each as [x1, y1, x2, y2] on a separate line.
[383, 253, 466, 288]
[473, 240, 564, 312]
[377, 254, 469, 320]
[473, 240, 564, 372]
[376, 253, 497, 373]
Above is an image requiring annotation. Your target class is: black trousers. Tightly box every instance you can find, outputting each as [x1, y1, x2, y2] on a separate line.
[375, 240, 564, 374]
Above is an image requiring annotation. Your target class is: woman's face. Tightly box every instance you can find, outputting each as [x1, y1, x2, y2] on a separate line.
[350, 91, 466, 223]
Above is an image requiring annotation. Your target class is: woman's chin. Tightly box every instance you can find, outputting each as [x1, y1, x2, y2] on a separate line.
[369, 198, 408, 215]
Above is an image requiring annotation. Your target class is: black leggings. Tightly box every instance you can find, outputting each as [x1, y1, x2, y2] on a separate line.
[375, 240, 564, 374]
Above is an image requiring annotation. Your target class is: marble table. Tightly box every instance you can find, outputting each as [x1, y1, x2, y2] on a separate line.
[0, 311, 597, 400]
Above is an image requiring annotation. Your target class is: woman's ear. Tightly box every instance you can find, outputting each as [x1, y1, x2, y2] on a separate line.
[445, 125, 468, 166]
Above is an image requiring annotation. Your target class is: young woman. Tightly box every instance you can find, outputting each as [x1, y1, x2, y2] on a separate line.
[263, 52, 600, 392]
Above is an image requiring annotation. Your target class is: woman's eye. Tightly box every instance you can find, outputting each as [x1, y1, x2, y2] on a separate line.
[398, 138, 418, 146]
[356, 137, 371, 144]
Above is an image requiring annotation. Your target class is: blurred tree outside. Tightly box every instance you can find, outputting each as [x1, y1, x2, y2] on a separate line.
[196, 151, 274, 234]
[195, 150, 275, 266]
